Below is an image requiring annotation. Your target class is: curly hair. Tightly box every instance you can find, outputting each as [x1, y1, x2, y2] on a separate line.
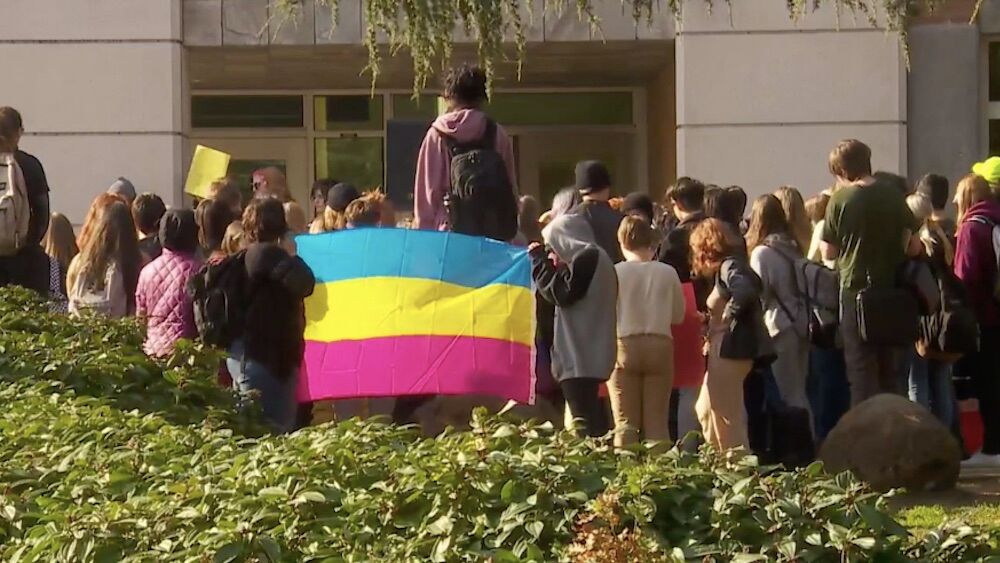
[443, 64, 488, 108]
[690, 218, 733, 279]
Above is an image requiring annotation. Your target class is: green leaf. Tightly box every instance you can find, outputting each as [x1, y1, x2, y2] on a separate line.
[296, 491, 327, 503]
[213, 542, 245, 563]
[851, 537, 876, 550]
[525, 521, 544, 539]
[426, 515, 454, 536]
[258, 536, 281, 562]
[258, 487, 288, 499]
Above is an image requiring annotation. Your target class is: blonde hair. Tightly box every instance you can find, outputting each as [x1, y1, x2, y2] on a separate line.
[909, 193, 955, 266]
[745, 194, 791, 252]
[617, 214, 655, 252]
[309, 207, 347, 234]
[805, 193, 830, 225]
[774, 186, 811, 253]
[345, 192, 385, 227]
[955, 174, 991, 223]
[284, 201, 308, 234]
[43, 213, 79, 273]
[78, 192, 127, 250]
[906, 193, 933, 224]
[221, 221, 245, 256]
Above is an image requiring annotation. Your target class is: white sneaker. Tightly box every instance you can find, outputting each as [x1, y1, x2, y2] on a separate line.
[961, 452, 1000, 468]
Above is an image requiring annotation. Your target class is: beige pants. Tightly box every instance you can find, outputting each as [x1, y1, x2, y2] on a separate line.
[696, 337, 752, 452]
[607, 335, 674, 447]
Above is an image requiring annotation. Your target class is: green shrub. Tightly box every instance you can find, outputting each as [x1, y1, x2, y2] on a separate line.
[0, 287, 998, 562]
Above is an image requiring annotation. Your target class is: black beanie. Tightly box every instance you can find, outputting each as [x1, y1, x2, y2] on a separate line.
[160, 209, 199, 254]
[622, 192, 654, 222]
[326, 183, 361, 212]
[574, 161, 612, 195]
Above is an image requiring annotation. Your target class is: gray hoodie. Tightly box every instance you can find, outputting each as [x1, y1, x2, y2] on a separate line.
[532, 214, 618, 382]
[749, 233, 808, 338]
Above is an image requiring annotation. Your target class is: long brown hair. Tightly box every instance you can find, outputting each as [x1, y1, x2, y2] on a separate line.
[745, 194, 791, 252]
[691, 218, 733, 279]
[773, 186, 811, 253]
[955, 174, 991, 223]
[43, 213, 79, 272]
[77, 193, 128, 250]
[75, 201, 141, 313]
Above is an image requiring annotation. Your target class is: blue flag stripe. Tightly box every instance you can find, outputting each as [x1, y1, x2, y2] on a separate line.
[295, 228, 531, 289]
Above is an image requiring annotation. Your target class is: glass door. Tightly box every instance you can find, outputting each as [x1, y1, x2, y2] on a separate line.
[514, 130, 636, 207]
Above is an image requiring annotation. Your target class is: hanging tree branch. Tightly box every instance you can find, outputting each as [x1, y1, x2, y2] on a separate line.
[272, 0, 984, 94]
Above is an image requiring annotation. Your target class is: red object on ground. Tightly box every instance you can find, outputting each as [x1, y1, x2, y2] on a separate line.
[960, 399, 983, 455]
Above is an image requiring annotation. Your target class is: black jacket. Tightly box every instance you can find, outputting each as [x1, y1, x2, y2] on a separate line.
[657, 212, 711, 311]
[715, 257, 775, 364]
[572, 200, 624, 264]
[243, 243, 316, 377]
[529, 245, 600, 308]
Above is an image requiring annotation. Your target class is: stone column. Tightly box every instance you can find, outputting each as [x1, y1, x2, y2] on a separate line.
[0, 0, 185, 222]
[675, 4, 906, 198]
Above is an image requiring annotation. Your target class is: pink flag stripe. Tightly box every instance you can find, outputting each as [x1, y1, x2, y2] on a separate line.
[297, 335, 535, 404]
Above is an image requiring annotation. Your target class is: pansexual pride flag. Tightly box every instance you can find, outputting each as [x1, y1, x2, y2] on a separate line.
[296, 229, 536, 404]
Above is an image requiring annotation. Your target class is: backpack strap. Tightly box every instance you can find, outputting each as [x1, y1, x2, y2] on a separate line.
[762, 242, 805, 332]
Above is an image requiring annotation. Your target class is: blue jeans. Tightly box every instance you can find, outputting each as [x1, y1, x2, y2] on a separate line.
[227, 340, 298, 434]
[907, 349, 957, 429]
[807, 347, 850, 442]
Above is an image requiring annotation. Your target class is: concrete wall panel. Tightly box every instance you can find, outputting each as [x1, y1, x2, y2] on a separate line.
[270, 0, 315, 45]
[677, 31, 904, 126]
[677, 2, 883, 33]
[21, 134, 185, 223]
[0, 44, 184, 134]
[677, 123, 906, 200]
[184, 0, 223, 46]
[223, 0, 268, 45]
[316, 0, 363, 44]
[0, 0, 181, 41]
[907, 23, 981, 185]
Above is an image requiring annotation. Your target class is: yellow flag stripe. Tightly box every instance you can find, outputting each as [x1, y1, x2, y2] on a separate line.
[304, 277, 535, 346]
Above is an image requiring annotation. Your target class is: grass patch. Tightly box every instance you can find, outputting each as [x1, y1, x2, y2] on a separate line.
[899, 504, 1000, 533]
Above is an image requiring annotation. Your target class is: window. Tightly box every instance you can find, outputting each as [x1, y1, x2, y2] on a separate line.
[392, 95, 439, 121]
[487, 92, 633, 126]
[315, 137, 384, 190]
[390, 92, 634, 126]
[191, 96, 304, 128]
[314, 95, 384, 131]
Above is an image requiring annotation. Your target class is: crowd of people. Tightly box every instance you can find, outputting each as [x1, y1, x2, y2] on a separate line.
[2, 64, 1000, 467]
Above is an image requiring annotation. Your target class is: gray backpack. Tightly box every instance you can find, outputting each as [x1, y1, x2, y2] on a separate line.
[0, 153, 30, 257]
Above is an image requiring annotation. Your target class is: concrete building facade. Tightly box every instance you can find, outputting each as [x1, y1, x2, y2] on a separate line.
[0, 0, 991, 222]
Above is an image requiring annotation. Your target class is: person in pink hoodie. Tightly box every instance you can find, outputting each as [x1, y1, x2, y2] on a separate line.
[136, 209, 202, 358]
[413, 65, 517, 231]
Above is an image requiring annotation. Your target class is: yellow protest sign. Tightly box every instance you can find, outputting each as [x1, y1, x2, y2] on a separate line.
[185, 145, 231, 199]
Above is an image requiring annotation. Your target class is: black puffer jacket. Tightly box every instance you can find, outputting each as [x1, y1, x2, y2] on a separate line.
[243, 242, 315, 377]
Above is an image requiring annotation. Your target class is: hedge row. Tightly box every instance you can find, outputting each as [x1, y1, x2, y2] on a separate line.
[0, 288, 997, 562]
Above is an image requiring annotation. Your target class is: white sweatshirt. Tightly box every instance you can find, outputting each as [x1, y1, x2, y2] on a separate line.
[615, 260, 686, 338]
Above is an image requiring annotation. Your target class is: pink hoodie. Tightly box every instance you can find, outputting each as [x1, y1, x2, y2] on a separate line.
[413, 109, 517, 231]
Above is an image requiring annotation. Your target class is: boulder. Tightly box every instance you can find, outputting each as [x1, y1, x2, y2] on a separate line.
[819, 394, 961, 492]
[414, 394, 562, 436]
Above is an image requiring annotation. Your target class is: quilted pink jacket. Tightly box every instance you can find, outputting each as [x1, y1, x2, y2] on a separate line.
[136, 249, 202, 358]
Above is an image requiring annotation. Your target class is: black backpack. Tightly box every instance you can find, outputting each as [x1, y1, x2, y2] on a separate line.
[187, 251, 249, 349]
[443, 119, 518, 242]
